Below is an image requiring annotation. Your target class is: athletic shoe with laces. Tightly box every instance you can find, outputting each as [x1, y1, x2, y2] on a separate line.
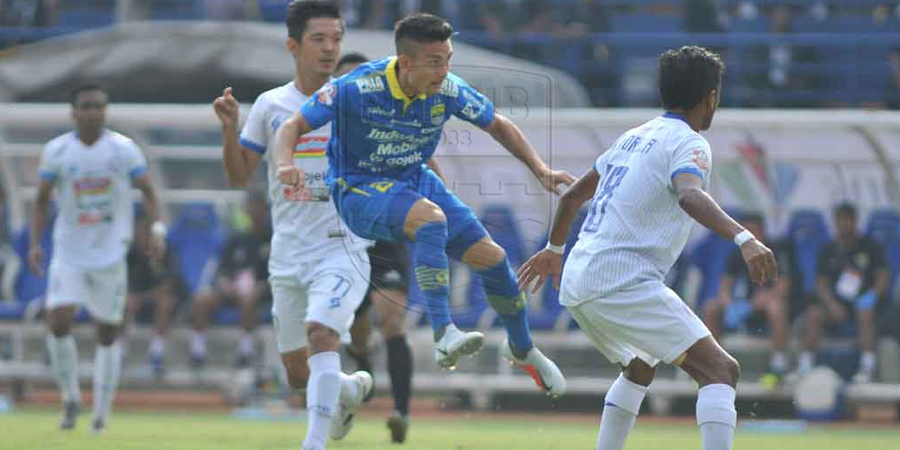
[434, 324, 484, 370]
[386, 411, 410, 443]
[501, 339, 566, 398]
[91, 417, 105, 434]
[59, 401, 81, 430]
[329, 371, 374, 441]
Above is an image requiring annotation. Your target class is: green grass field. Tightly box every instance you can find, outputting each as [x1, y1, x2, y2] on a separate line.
[2, 408, 899, 450]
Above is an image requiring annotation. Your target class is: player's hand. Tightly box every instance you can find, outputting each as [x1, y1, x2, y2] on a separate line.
[28, 245, 45, 277]
[213, 87, 240, 129]
[148, 235, 167, 265]
[538, 169, 577, 195]
[517, 249, 563, 294]
[277, 165, 307, 196]
[740, 238, 777, 285]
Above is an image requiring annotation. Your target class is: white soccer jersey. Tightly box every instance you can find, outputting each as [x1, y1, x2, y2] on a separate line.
[560, 113, 713, 306]
[38, 130, 147, 269]
[239, 81, 371, 278]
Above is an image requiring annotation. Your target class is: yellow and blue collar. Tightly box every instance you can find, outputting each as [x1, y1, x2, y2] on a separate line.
[386, 57, 427, 112]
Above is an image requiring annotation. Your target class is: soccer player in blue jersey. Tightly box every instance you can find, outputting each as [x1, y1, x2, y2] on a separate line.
[275, 13, 572, 397]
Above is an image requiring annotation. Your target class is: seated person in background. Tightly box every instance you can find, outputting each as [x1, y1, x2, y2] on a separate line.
[799, 202, 889, 383]
[703, 213, 792, 382]
[125, 209, 181, 378]
[190, 192, 271, 368]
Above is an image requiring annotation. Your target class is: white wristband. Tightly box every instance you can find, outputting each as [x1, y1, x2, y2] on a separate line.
[733, 230, 754, 247]
[545, 242, 565, 255]
[151, 221, 167, 238]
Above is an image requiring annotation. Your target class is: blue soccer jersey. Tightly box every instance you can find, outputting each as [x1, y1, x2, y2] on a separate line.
[300, 57, 495, 186]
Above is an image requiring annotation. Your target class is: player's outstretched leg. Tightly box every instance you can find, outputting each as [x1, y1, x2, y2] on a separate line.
[679, 337, 741, 450]
[46, 306, 82, 430]
[405, 200, 483, 369]
[596, 359, 655, 450]
[91, 322, 123, 433]
[464, 238, 566, 397]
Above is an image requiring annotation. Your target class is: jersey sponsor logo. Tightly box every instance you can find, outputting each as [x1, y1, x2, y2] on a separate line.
[380, 151, 423, 167]
[74, 177, 111, 195]
[317, 82, 336, 106]
[369, 181, 395, 193]
[459, 104, 480, 121]
[293, 135, 328, 158]
[376, 141, 419, 156]
[430, 103, 445, 125]
[355, 76, 385, 93]
[365, 106, 395, 117]
[366, 128, 433, 145]
[691, 148, 710, 171]
[271, 116, 283, 132]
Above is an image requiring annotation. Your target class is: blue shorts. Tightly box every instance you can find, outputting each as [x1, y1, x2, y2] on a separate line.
[331, 167, 488, 256]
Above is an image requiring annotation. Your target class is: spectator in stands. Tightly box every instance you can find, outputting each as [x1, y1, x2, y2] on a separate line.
[702, 213, 792, 383]
[554, 0, 615, 106]
[685, 0, 727, 33]
[0, 0, 56, 27]
[799, 202, 890, 383]
[190, 191, 271, 369]
[480, 0, 556, 60]
[339, 0, 388, 29]
[744, 5, 823, 107]
[124, 208, 182, 378]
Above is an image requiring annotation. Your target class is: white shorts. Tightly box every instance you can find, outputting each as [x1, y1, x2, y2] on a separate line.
[565, 284, 711, 367]
[45, 259, 128, 325]
[270, 249, 371, 354]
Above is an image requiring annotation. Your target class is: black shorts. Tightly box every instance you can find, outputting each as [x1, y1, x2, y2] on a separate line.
[356, 241, 410, 316]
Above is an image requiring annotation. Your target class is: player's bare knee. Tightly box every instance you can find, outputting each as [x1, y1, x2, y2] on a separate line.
[306, 323, 340, 354]
[378, 317, 405, 339]
[95, 323, 119, 346]
[717, 354, 741, 386]
[463, 239, 506, 271]
[623, 359, 656, 386]
[405, 200, 446, 237]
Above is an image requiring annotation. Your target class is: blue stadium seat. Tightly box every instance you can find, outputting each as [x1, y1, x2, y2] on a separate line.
[150, 0, 204, 20]
[787, 209, 831, 295]
[690, 230, 736, 312]
[167, 203, 224, 297]
[11, 224, 53, 307]
[259, 0, 290, 23]
[864, 209, 900, 301]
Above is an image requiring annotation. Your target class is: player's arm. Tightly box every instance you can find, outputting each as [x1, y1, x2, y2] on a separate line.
[673, 172, 777, 285]
[516, 167, 600, 293]
[274, 112, 314, 189]
[426, 157, 447, 184]
[213, 87, 263, 187]
[133, 174, 167, 261]
[28, 178, 55, 276]
[483, 113, 576, 195]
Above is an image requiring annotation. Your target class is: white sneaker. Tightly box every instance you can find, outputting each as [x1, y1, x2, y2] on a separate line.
[329, 371, 373, 441]
[434, 324, 484, 370]
[501, 339, 567, 398]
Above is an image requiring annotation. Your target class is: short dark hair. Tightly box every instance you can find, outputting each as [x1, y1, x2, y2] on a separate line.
[835, 202, 857, 217]
[286, 0, 341, 41]
[394, 13, 453, 56]
[336, 52, 369, 72]
[658, 46, 724, 111]
[70, 83, 106, 105]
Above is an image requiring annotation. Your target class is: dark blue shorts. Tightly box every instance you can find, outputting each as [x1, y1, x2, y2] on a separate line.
[331, 168, 487, 252]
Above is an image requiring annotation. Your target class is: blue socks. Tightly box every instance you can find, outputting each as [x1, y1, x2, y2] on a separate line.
[413, 221, 452, 334]
[476, 259, 533, 355]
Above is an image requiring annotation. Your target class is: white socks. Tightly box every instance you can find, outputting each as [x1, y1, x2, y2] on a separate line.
[150, 335, 165, 357]
[93, 341, 122, 423]
[191, 331, 206, 357]
[798, 351, 814, 373]
[596, 374, 648, 450]
[46, 334, 81, 405]
[769, 352, 787, 373]
[697, 384, 737, 450]
[303, 351, 342, 450]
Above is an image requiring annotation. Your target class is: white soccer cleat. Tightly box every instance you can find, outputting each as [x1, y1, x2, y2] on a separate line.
[434, 324, 484, 370]
[329, 371, 374, 441]
[501, 339, 567, 398]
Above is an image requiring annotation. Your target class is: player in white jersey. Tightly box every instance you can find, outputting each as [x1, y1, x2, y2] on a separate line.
[211, 2, 372, 449]
[518, 47, 777, 450]
[30, 83, 167, 433]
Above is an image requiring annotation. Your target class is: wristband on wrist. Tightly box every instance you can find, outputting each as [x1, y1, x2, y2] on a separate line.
[151, 221, 167, 238]
[733, 229, 754, 247]
[545, 242, 565, 255]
